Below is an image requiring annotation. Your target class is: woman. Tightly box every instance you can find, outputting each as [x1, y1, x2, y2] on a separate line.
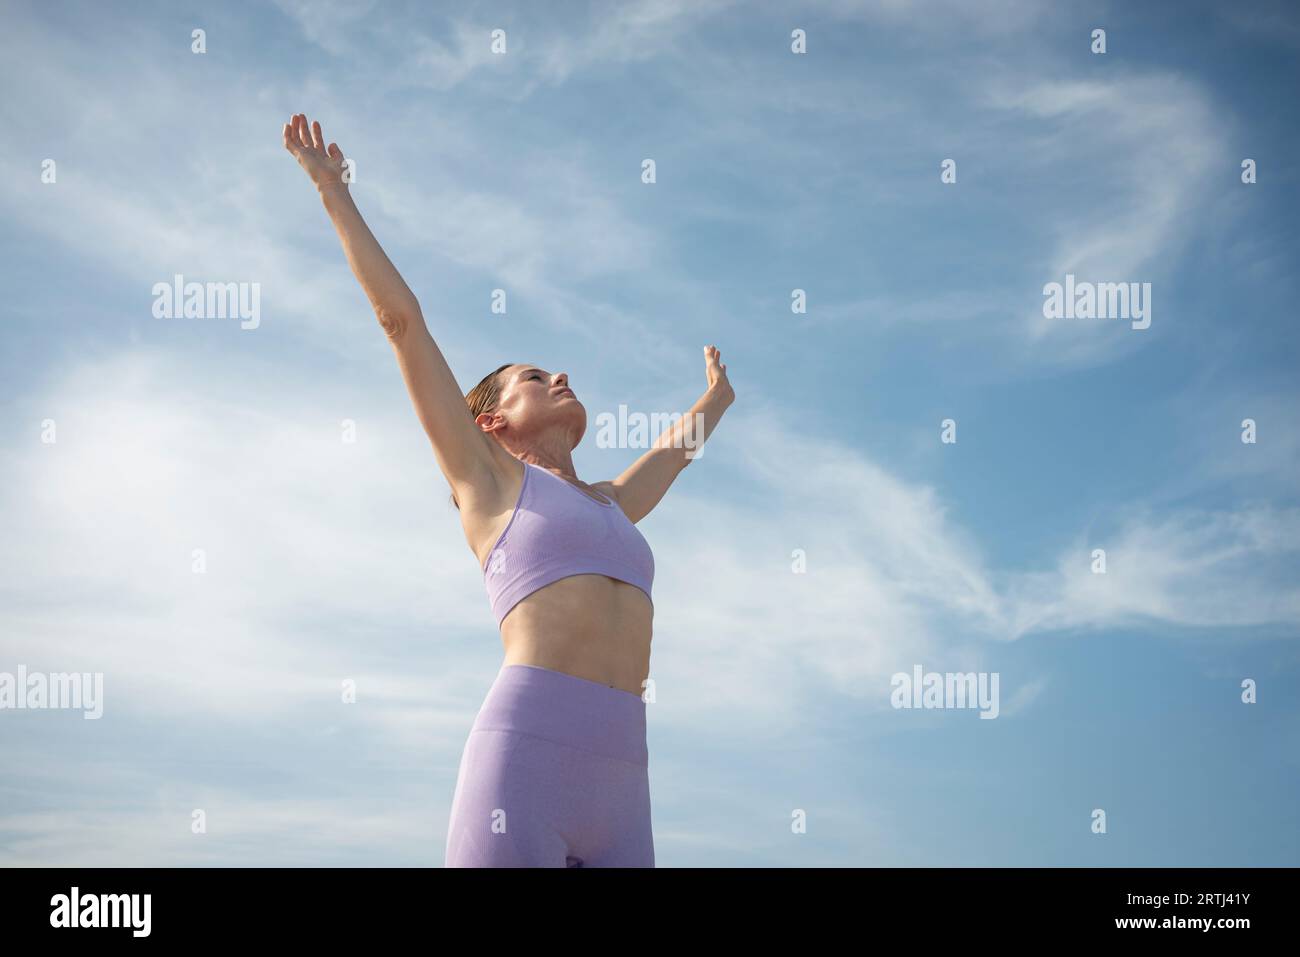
[282, 114, 735, 866]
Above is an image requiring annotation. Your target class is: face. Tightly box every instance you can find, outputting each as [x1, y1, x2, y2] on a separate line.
[487, 364, 586, 447]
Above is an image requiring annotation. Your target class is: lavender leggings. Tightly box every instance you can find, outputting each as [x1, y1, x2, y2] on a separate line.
[444, 663, 654, 867]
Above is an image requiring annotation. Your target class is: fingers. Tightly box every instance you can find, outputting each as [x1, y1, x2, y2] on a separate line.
[702, 345, 728, 382]
[283, 113, 334, 157]
[283, 113, 336, 155]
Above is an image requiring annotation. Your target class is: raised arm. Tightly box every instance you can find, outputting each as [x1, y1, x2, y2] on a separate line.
[282, 113, 501, 502]
[608, 345, 735, 524]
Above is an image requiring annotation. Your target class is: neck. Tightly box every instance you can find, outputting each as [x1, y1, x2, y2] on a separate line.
[504, 436, 578, 479]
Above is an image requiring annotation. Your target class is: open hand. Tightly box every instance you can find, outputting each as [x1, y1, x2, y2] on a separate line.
[282, 113, 349, 193]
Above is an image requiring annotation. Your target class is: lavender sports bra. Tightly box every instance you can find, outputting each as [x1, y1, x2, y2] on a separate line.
[481, 460, 655, 626]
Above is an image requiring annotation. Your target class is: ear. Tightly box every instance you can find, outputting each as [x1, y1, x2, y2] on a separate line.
[475, 410, 504, 434]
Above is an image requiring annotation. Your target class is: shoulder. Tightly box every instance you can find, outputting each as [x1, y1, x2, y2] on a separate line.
[592, 479, 628, 514]
[591, 478, 620, 503]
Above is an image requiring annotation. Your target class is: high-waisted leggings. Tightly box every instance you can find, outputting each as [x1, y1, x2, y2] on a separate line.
[444, 663, 654, 867]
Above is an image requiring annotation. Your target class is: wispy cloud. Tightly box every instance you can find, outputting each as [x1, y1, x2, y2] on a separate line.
[986, 73, 1223, 363]
[6, 349, 1294, 731]
[1004, 505, 1300, 638]
[2, 0, 1296, 867]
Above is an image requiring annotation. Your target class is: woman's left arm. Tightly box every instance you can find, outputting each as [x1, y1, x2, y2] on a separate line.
[607, 345, 735, 523]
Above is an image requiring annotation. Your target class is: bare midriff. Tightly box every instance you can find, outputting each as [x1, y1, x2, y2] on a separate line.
[497, 575, 652, 697]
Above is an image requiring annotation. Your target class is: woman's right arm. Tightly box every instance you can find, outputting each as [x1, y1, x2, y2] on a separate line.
[282, 113, 500, 501]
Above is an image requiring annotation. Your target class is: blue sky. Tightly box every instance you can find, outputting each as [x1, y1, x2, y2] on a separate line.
[1, 0, 1297, 866]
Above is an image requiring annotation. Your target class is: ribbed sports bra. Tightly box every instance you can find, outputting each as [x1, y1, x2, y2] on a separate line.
[481, 460, 655, 627]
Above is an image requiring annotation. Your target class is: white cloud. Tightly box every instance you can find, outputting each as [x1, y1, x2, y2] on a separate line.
[0, 5, 681, 384]
[983, 72, 1222, 363]
[5, 351, 1296, 731]
[0, 791, 435, 866]
[272, 0, 739, 94]
[2, 0, 1294, 866]
[814, 0, 1048, 36]
[1005, 506, 1300, 638]
[3, 348, 1296, 863]
[1, 350, 498, 718]
[269, 0, 381, 57]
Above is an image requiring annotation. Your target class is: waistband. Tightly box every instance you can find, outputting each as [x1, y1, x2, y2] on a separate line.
[472, 663, 648, 767]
